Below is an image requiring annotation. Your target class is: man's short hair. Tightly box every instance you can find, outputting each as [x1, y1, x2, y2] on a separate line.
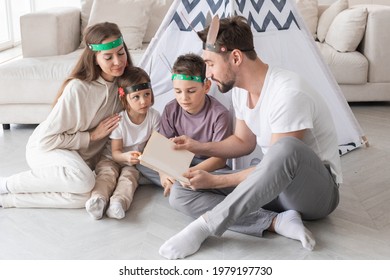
[197, 16, 257, 60]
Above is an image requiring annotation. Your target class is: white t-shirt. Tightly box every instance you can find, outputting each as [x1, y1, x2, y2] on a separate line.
[232, 66, 342, 183]
[109, 108, 161, 153]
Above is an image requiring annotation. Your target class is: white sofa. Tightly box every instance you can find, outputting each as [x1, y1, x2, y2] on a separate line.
[1, 0, 390, 129]
[314, 0, 390, 102]
[0, 0, 174, 129]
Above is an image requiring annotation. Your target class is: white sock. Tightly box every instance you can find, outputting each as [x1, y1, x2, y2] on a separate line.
[159, 216, 211, 259]
[274, 210, 316, 250]
[85, 196, 106, 220]
[106, 201, 125, 219]
[0, 177, 9, 194]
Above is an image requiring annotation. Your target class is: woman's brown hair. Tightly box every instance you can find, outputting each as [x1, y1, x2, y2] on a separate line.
[53, 22, 133, 106]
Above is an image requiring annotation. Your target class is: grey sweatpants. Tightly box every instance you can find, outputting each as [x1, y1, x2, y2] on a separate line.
[169, 137, 340, 237]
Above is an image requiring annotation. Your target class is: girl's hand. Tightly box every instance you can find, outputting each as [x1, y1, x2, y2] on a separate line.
[124, 151, 141, 165]
[90, 114, 121, 142]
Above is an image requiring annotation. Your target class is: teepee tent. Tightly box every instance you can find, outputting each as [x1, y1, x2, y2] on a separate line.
[139, 0, 367, 163]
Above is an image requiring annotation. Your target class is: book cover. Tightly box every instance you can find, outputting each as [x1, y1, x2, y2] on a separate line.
[139, 131, 194, 184]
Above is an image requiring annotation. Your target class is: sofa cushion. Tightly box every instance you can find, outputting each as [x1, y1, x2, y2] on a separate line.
[80, 0, 94, 41]
[144, 0, 175, 43]
[0, 51, 81, 104]
[294, 0, 318, 39]
[0, 46, 148, 106]
[81, 0, 173, 45]
[317, 0, 348, 42]
[87, 0, 152, 50]
[316, 42, 368, 84]
[325, 8, 368, 52]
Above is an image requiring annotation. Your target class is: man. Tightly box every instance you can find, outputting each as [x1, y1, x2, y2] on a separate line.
[159, 16, 341, 259]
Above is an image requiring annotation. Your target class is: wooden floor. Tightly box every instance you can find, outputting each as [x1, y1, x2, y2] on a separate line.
[0, 102, 389, 260]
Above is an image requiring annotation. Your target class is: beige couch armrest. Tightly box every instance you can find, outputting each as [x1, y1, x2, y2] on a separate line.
[21, 7, 81, 58]
[358, 5, 390, 83]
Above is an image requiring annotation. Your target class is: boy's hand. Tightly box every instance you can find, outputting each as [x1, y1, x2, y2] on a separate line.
[160, 173, 175, 197]
[171, 135, 200, 153]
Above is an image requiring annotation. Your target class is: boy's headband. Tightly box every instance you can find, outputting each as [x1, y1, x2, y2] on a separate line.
[172, 74, 204, 83]
[118, 82, 152, 97]
[88, 36, 123, 51]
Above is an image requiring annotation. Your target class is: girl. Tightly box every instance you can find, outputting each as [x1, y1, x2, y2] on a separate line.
[85, 67, 160, 219]
[0, 22, 132, 208]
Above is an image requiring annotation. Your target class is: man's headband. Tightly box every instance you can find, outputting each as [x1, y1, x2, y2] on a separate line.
[118, 82, 152, 97]
[88, 36, 123, 51]
[202, 15, 254, 53]
[172, 73, 204, 83]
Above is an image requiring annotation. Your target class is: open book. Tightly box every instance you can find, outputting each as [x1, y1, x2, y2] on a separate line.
[139, 131, 195, 184]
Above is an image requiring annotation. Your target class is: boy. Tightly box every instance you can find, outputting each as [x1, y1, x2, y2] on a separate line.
[137, 53, 232, 198]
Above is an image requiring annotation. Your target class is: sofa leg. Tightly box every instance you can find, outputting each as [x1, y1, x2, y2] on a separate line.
[2, 124, 10, 130]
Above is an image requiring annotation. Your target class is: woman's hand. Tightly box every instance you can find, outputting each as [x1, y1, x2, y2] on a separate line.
[90, 114, 121, 142]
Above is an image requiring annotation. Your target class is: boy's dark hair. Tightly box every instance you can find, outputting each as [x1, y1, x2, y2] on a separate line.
[197, 16, 257, 60]
[172, 53, 206, 82]
[117, 67, 154, 110]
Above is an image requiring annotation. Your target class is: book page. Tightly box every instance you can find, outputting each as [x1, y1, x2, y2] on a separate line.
[139, 131, 194, 184]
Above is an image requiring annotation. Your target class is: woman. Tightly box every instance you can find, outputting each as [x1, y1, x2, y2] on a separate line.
[0, 22, 132, 208]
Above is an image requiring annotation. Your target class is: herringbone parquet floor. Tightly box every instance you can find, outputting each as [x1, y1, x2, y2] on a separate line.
[1, 102, 389, 260]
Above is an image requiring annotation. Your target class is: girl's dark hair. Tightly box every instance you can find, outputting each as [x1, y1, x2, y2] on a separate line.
[117, 67, 154, 110]
[53, 22, 133, 106]
[197, 16, 257, 60]
[172, 53, 206, 82]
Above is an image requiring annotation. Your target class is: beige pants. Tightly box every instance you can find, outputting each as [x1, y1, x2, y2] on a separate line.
[91, 157, 139, 211]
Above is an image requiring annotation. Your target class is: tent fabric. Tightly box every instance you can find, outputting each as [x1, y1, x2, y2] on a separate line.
[138, 0, 366, 166]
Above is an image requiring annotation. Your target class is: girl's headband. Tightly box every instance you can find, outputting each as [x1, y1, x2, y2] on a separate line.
[172, 73, 204, 83]
[88, 36, 123, 51]
[118, 82, 152, 97]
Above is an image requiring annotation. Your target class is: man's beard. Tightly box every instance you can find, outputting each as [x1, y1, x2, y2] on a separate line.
[214, 78, 235, 93]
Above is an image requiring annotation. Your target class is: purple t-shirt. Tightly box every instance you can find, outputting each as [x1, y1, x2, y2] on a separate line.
[159, 95, 232, 159]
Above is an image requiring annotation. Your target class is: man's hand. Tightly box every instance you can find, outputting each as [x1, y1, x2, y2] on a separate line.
[182, 169, 218, 190]
[90, 114, 121, 142]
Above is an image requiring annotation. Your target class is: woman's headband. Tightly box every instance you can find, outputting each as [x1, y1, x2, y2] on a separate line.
[88, 36, 123, 51]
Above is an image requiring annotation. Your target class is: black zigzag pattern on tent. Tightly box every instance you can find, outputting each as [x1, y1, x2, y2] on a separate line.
[171, 0, 299, 32]
[206, 0, 226, 14]
[246, 1, 299, 31]
[171, 11, 207, 31]
[248, 11, 299, 32]
[271, 0, 286, 12]
[182, 0, 201, 13]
